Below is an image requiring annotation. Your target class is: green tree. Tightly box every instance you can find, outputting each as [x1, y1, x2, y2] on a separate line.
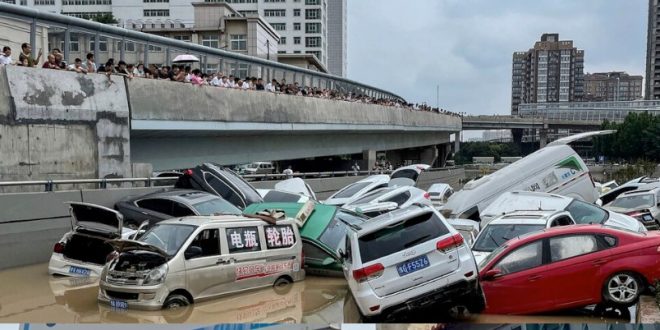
[90, 13, 119, 24]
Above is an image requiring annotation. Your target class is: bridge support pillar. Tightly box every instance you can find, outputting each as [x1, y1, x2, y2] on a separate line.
[539, 128, 549, 148]
[362, 149, 377, 172]
[454, 134, 460, 154]
[438, 143, 452, 167]
[420, 146, 438, 167]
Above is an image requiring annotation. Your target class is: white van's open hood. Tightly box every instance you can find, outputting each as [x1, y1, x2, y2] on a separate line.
[107, 239, 169, 257]
[546, 130, 616, 147]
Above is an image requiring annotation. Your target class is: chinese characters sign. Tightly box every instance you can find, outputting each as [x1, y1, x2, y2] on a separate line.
[265, 225, 296, 249]
[226, 227, 261, 253]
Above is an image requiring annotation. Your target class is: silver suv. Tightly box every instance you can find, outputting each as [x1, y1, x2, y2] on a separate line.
[340, 205, 484, 321]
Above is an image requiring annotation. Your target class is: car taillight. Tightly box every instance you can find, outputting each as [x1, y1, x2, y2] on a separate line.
[424, 192, 431, 199]
[183, 169, 193, 176]
[106, 251, 119, 263]
[436, 233, 464, 252]
[352, 263, 384, 283]
[53, 242, 65, 254]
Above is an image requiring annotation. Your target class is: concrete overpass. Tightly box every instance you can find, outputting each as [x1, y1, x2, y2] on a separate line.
[0, 66, 461, 183]
[461, 115, 601, 130]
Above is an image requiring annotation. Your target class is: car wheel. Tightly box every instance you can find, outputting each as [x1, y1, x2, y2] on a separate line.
[163, 294, 190, 310]
[593, 303, 631, 320]
[465, 284, 486, 313]
[448, 304, 472, 320]
[273, 276, 293, 294]
[602, 272, 642, 307]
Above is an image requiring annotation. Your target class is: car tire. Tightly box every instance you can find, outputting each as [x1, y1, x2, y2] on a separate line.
[273, 276, 293, 294]
[602, 272, 642, 308]
[163, 294, 190, 310]
[466, 284, 486, 313]
[593, 303, 631, 320]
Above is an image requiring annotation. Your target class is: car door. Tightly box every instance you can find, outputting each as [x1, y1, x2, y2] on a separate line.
[543, 234, 612, 308]
[184, 228, 234, 299]
[225, 225, 269, 291]
[481, 239, 553, 315]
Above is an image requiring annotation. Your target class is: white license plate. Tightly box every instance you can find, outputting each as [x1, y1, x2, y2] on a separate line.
[68, 266, 91, 276]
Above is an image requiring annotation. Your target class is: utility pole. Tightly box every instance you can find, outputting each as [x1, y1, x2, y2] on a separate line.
[436, 85, 439, 108]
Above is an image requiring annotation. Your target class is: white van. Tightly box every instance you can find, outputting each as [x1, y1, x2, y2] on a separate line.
[98, 215, 304, 310]
[442, 131, 614, 220]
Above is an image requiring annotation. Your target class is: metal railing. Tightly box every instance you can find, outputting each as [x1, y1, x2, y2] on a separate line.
[518, 101, 660, 122]
[0, 2, 405, 102]
[0, 167, 462, 192]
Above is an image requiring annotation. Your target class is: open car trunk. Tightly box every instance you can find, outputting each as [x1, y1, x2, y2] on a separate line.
[63, 230, 116, 265]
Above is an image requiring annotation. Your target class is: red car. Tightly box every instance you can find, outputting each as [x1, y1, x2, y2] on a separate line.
[478, 225, 660, 315]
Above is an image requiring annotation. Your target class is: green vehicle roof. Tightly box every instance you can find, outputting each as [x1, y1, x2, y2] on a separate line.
[243, 202, 338, 240]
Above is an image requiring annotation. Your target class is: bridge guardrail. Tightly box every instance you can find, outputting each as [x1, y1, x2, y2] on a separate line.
[0, 167, 463, 192]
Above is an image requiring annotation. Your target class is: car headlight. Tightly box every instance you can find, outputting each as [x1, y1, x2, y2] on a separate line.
[143, 263, 168, 286]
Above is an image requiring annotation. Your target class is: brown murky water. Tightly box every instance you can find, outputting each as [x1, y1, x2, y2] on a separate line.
[0, 263, 634, 324]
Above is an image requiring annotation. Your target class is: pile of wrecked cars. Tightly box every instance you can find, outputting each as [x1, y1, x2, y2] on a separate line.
[47, 131, 660, 321]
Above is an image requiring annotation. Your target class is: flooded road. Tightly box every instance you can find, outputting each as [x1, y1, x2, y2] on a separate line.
[0, 263, 636, 324]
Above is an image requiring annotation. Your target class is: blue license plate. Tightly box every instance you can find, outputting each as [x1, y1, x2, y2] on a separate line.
[643, 214, 654, 222]
[68, 266, 91, 276]
[110, 300, 128, 309]
[397, 255, 430, 277]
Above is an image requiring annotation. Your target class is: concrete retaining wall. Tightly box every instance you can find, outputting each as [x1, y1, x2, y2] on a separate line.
[0, 66, 131, 191]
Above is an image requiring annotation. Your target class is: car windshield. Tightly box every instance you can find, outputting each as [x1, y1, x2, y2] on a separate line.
[358, 212, 449, 263]
[193, 198, 241, 215]
[318, 210, 368, 250]
[139, 224, 196, 256]
[349, 188, 390, 205]
[247, 164, 258, 168]
[332, 182, 372, 199]
[479, 244, 508, 271]
[610, 194, 655, 209]
[565, 199, 609, 224]
[472, 224, 545, 252]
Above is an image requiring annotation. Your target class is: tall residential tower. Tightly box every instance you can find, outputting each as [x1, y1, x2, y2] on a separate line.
[646, 0, 660, 99]
[511, 33, 585, 115]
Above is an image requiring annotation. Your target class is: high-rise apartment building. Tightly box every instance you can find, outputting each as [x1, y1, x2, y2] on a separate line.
[584, 72, 643, 102]
[511, 33, 584, 115]
[12, 0, 346, 76]
[646, 0, 660, 99]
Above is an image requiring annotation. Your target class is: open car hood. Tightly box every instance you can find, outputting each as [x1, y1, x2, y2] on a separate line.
[390, 164, 430, 183]
[275, 178, 317, 200]
[107, 239, 169, 258]
[349, 202, 399, 214]
[546, 130, 616, 147]
[388, 178, 415, 188]
[68, 202, 123, 236]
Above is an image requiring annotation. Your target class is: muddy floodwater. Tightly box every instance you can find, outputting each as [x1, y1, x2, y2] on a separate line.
[0, 263, 636, 324]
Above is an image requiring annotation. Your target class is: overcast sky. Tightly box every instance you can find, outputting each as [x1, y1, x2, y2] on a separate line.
[347, 0, 647, 115]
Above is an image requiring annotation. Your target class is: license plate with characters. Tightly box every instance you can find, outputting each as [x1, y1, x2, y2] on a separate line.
[110, 300, 128, 310]
[643, 214, 654, 222]
[397, 255, 430, 277]
[68, 266, 91, 276]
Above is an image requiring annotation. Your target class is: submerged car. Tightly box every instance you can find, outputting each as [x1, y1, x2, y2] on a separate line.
[447, 218, 479, 246]
[471, 210, 575, 264]
[116, 190, 241, 228]
[98, 215, 305, 310]
[342, 185, 432, 217]
[243, 202, 369, 277]
[479, 225, 660, 315]
[49, 203, 136, 277]
[174, 163, 263, 209]
[390, 164, 431, 183]
[479, 191, 646, 233]
[323, 175, 390, 207]
[605, 187, 660, 230]
[256, 178, 318, 203]
[598, 176, 660, 206]
[341, 205, 485, 321]
[428, 183, 454, 207]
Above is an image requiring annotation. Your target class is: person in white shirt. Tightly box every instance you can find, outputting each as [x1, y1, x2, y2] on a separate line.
[210, 74, 221, 87]
[241, 80, 250, 90]
[67, 58, 88, 74]
[266, 79, 276, 92]
[82, 53, 96, 73]
[283, 166, 293, 179]
[0, 46, 13, 65]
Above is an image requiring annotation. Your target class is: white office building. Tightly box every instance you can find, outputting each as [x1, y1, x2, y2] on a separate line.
[7, 0, 347, 76]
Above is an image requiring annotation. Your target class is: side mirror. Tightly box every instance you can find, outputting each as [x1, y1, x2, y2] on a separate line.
[480, 269, 502, 281]
[184, 246, 203, 260]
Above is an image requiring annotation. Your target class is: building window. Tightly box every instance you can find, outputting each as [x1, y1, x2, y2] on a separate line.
[271, 23, 286, 31]
[116, 41, 135, 52]
[144, 9, 169, 17]
[205, 64, 218, 74]
[305, 8, 320, 19]
[89, 38, 108, 52]
[294, 37, 301, 44]
[305, 36, 321, 47]
[293, 9, 301, 16]
[305, 22, 321, 33]
[1, 0, 16, 4]
[143, 0, 169, 2]
[173, 35, 191, 42]
[279, 37, 287, 45]
[21, 0, 27, 4]
[230, 34, 247, 51]
[293, 23, 301, 30]
[305, 0, 319, 4]
[148, 44, 163, 52]
[306, 50, 321, 59]
[264, 0, 285, 2]
[59, 34, 80, 52]
[34, 0, 55, 4]
[201, 34, 219, 48]
[278, 51, 286, 54]
[238, 10, 258, 16]
[264, 9, 286, 17]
